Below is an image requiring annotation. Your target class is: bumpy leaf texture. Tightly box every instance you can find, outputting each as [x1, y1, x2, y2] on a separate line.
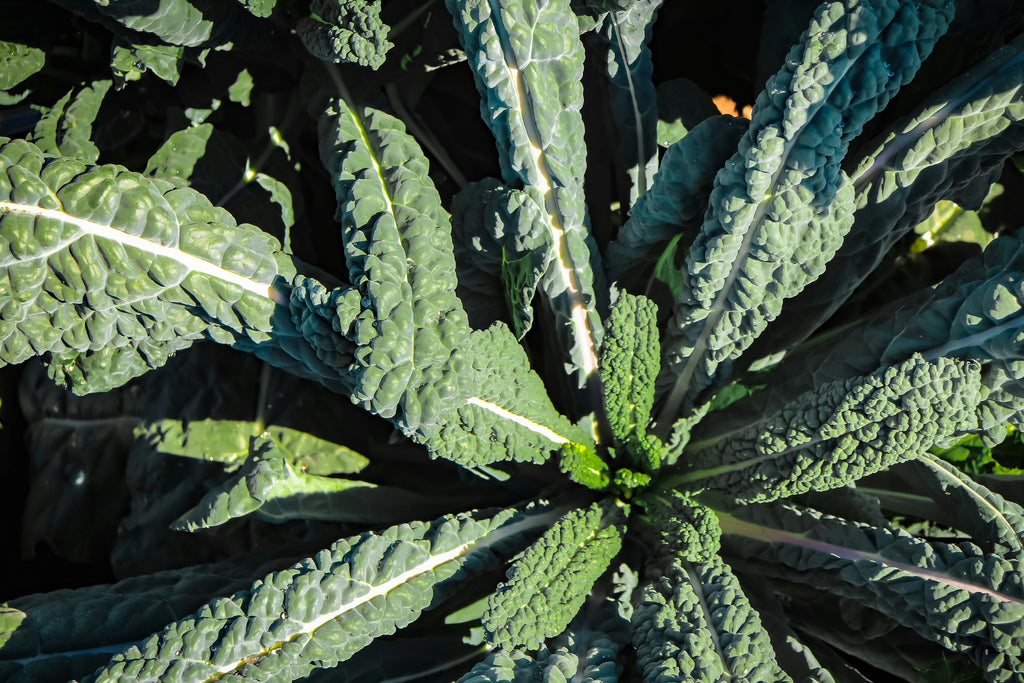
[484, 501, 625, 650]
[657, 0, 955, 423]
[308, 99, 584, 466]
[631, 551, 790, 683]
[0, 552, 294, 682]
[604, 115, 747, 290]
[89, 508, 532, 682]
[601, 292, 659, 444]
[298, 0, 393, 70]
[446, 0, 604, 387]
[721, 503, 1024, 683]
[676, 355, 983, 503]
[765, 35, 1024, 354]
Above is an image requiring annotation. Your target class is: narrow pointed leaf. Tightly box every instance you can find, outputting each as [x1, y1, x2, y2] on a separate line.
[484, 501, 625, 650]
[89, 507, 546, 682]
[657, 0, 955, 423]
[631, 551, 791, 683]
[672, 356, 983, 503]
[446, 0, 603, 386]
[721, 503, 1024, 682]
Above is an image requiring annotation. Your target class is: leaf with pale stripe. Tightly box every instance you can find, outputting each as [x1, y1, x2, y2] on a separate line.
[89, 507, 553, 682]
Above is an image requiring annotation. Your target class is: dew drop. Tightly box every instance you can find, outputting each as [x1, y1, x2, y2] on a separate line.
[72, 470, 86, 486]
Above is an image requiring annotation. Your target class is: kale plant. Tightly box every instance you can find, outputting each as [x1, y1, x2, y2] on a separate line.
[2, 0, 1024, 681]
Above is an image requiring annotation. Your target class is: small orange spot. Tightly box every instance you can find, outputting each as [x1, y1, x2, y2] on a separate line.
[713, 95, 752, 120]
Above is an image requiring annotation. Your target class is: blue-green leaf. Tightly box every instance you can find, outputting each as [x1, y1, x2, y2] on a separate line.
[446, 0, 604, 387]
[657, 0, 955, 424]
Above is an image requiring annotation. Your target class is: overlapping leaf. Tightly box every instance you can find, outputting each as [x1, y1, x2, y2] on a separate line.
[657, 0, 955, 423]
[90, 507, 541, 682]
[446, 0, 604, 387]
[672, 355, 983, 503]
[721, 502, 1024, 682]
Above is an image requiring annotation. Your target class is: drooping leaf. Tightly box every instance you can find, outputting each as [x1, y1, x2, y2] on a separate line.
[110, 39, 184, 85]
[171, 436, 374, 531]
[631, 550, 791, 683]
[764, 35, 1024, 355]
[905, 453, 1024, 559]
[605, 115, 745, 293]
[0, 137, 345, 394]
[0, 550, 297, 683]
[593, 0, 663, 205]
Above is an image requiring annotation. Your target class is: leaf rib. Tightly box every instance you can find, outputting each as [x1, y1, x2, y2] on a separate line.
[0, 201, 275, 298]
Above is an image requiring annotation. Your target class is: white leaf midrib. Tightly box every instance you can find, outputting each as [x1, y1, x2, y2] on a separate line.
[0, 201, 274, 298]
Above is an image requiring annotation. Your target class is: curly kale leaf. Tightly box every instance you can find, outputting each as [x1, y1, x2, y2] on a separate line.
[657, 0, 955, 423]
[674, 355, 983, 503]
[638, 490, 721, 563]
[600, 290, 663, 473]
[0, 137, 349, 393]
[768, 36, 1024, 352]
[0, 551, 295, 682]
[28, 80, 111, 164]
[309, 100, 584, 466]
[298, 0, 393, 70]
[484, 501, 625, 651]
